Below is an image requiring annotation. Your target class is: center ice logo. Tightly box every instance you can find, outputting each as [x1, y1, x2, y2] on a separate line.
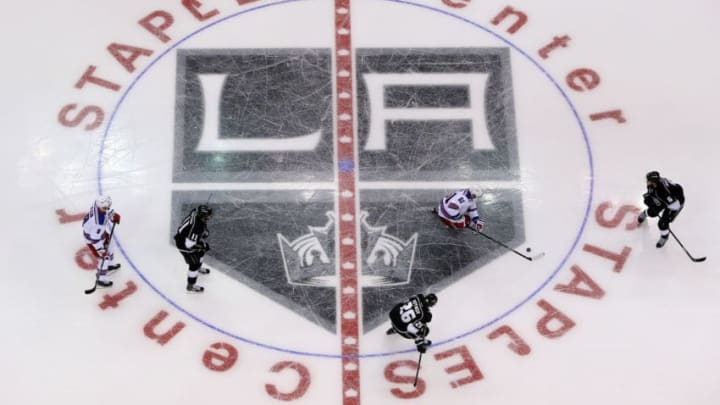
[172, 48, 523, 332]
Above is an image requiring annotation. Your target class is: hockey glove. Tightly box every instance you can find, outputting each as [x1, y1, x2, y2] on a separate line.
[471, 218, 485, 233]
[643, 193, 663, 209]
[415, 337, 432, 354]
[112, 212, 121, 224]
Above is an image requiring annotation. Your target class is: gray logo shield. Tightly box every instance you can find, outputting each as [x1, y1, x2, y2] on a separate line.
[172, 48, 524, 333]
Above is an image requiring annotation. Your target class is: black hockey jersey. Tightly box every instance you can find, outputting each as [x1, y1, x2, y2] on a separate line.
[388, 294, 433, 339]
[646, 177, 685, 209]
[174, 209, 209, 251]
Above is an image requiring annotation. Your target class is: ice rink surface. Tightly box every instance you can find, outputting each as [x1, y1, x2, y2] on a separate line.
[1, 0, 719, 404]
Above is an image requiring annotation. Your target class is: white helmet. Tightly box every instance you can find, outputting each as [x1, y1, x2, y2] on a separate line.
[95, 195, 112, 210]
[467, 188, 483, 199]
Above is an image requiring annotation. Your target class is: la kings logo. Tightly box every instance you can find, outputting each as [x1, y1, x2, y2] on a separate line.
[172, 48, 523, 332]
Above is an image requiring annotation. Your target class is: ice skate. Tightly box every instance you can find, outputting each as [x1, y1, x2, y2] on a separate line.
[186, 284, 204, 293]
[637, 210, 647, 224]
[106, 263, 121, 276]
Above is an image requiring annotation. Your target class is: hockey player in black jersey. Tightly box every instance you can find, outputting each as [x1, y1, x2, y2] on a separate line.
[174, 205, 212, 292]
[386, 293, 437, 353]
[638, 171, 685, 248]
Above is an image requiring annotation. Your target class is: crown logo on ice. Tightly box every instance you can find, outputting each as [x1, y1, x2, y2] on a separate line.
[277, 211, 417, 287]
[360, 211, 417, 287]
[278, 212, 336, 286]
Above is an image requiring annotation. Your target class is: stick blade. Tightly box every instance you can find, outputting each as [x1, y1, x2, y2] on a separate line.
[530, 252, 546, 261]
[692, 256, 707, 263]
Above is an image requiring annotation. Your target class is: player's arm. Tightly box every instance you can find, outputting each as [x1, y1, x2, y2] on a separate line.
[643, 190, 663, 210]
[184, 215, 202, 249]
[666, 198, 681, 211]
[412, 324, 431, 353]
[658, 186, 681, 211]
[406, 320, 422, 337]
[184, 236, 197, 249]
[108, 208, 121, 225]
[466, 201, 485, 232]
[663, 184, 682, 211]
[445, 190, 460, 201]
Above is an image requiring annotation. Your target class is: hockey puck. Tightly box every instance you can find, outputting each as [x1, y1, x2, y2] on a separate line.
[526, 247, 532, 252]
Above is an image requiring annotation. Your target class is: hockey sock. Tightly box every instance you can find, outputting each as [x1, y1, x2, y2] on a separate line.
[188, 268, 199, 280]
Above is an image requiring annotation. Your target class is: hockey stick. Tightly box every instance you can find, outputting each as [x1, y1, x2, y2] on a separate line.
[84, 222, 117, 295]
[413, 352, 423, 387]
[669, 229, 706, 262]
[473, 230, 545, 261]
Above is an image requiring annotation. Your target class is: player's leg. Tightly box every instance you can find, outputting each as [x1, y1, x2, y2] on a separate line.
[656, 210, 672, 248]
[435, 215, 466, 229]
[197, 249, 210, 274]
[87, 241, 114, 287]
[104, 238, 121, 273]
[185, 252, 205, 292]
[179, 251, 204, 292]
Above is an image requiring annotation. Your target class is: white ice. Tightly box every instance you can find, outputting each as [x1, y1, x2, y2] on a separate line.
[1, 0, 719, 404]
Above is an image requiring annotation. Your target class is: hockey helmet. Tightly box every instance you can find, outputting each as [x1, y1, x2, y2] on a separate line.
[465, 188, 482, 199]
[646, 171, 660, 182]
[646, 171, 661, 187]
[197, 204, 213, 219]
[424, 293, 438, 307]
[95, 195, 112, 210]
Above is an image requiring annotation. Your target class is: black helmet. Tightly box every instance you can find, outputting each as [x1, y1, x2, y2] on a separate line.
[197, 205, 212, 219]
[424, 293, 438, 307]
[646, 171, 660, 182]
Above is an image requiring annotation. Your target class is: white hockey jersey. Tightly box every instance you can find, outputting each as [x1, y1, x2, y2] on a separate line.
[82, 203, 116, 244]
[437, 189, 480, 222]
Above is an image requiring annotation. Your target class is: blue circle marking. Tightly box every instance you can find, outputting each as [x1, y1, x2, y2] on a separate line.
[98, 0, 594, 358]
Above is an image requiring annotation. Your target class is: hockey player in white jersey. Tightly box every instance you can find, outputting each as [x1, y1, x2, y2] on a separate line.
[82, 195, 121, 288]
[434, 188, 485, 233]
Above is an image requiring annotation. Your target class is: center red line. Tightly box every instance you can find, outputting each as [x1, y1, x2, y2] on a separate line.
[334, 0, 360, 404]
